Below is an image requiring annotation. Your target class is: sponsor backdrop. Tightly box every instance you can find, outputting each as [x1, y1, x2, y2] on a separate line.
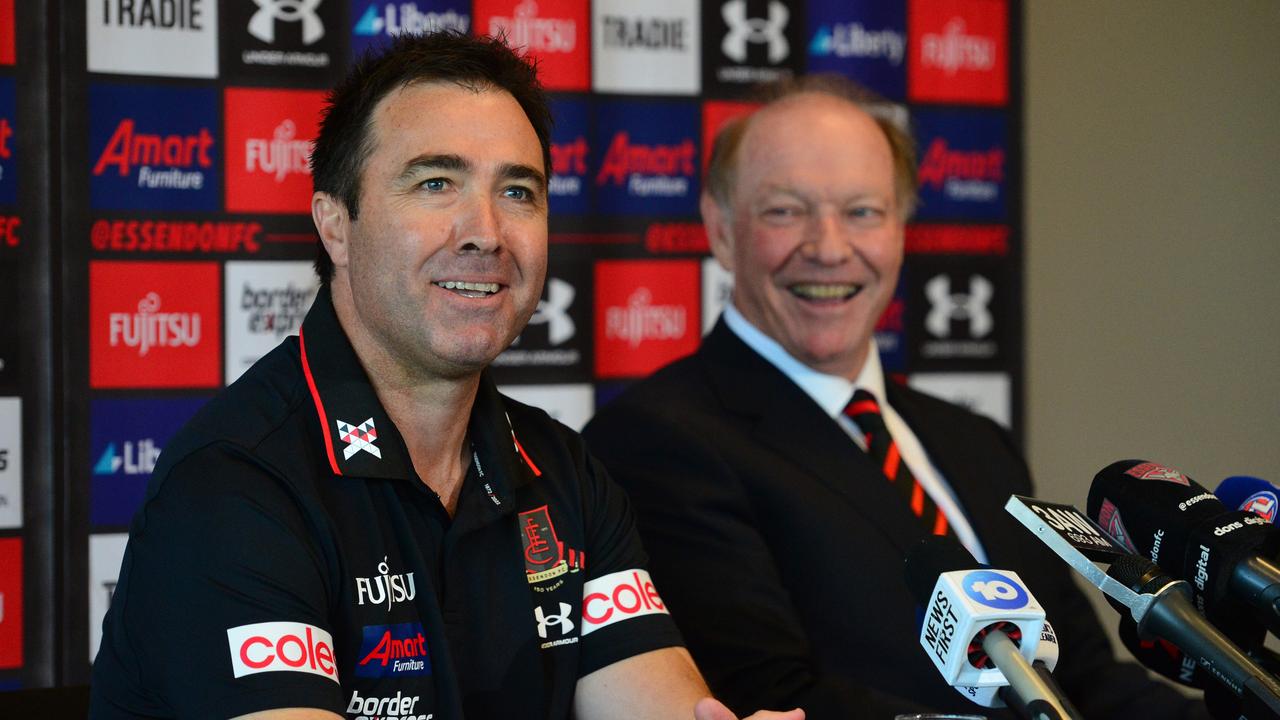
[0, 0, 1023, 686]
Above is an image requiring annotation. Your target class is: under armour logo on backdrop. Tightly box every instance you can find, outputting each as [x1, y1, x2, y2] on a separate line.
[721, 0, 789, 63]
[925, 274, 993, 339]
[249, 0, 325, 45]
[526, 278, 576, 346]
[337, 418, 381, 460]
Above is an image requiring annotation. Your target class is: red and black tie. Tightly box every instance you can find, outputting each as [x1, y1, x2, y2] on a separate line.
[843, 389, 954, 538]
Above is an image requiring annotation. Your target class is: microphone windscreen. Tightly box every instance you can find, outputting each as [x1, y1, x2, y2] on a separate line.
[1216, 476, 1280, 522]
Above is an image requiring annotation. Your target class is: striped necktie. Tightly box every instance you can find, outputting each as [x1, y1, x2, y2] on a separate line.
[843, 389, 953, 537]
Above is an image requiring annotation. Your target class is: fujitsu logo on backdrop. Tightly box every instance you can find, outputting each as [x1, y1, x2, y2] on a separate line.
[109, 292, 202, 357]
[245, 119, 312, 183]
[488, 0, 575, 53]
[605, 287, 686, 349]
[918, 138, 1004, 201]
[596, 133, 695, 198]
[921, 17, 996, 75]
[92, 120, 214, 190]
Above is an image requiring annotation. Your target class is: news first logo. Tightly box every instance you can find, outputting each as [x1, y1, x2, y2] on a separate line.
[88, 0, 218, 78]
[961, 570, 1027, 610]
[594, 260, 700, 379]
[594, 101, 699, 217]
[224, 88, 326, 214]
[352, 1, 470, 57]
[476, 0, 588, 91]
[227, 621, 339, 683]
[806, 0, 905, 99]
[907, 0, 1008, 106]
[89, 84, 220, 211]
[355, 622, 433, 678]
[920, 567, 1043, 687]
[225, 261, 319, 385]
[0, 397, 20, 530]
[0, 537, 22, 669]
[0, 77, 15, 206]
[581, 569, 670, 636]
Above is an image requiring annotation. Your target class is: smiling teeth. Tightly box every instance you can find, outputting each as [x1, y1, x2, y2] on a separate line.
[790, 283, 860, 300]
[436, 281, 500, 294]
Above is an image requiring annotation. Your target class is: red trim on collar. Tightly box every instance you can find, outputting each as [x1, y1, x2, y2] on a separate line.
[300, 327, 342, 476]
[512, 433, 542, 477]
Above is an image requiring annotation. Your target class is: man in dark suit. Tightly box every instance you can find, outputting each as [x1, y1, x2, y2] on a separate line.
[583, 76, 1207, 718]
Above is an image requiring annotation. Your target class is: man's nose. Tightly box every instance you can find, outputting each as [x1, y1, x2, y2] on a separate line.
[801, 211, 851, 265]
[455, 193, 501, 253]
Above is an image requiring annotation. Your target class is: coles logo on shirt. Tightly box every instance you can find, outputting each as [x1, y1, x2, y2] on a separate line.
[907, 0, 1007, 105]
[0, 77, 15, 206]
[475, 0, 588, 91]
[89, 84, 220, 211]
[90, 261, 220, 389]
[595, 100, 699, 217]
[912, 109, 1007, 221]
[355, 622, 433, 678]
[227, 621, 339, 683]
[581, 569, 669, 636]
[352, 1, 471, 57]
[0, 537, 21, 668]
[224, 88, 326, 214]
[594, 260, 699, 379]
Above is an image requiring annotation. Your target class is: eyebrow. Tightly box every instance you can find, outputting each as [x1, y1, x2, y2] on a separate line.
[397, 154, 547, 190]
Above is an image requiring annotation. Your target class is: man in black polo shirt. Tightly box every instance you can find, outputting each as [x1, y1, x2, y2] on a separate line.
[90, 32, 803, 720]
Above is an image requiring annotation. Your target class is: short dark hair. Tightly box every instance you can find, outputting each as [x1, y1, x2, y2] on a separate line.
[310, 31, 552, 283]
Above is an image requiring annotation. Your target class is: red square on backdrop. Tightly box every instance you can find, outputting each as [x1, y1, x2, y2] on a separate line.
[701, 100, 759, 176]
[0, 0, 13, 66]
[474, 0, 589, 91]
[0, 537, 22, 669]
[90, 261, 221, 389]
[224, 88, 326, 214]
[594, 260, 700, 379]
[907, 0, 1008, 106]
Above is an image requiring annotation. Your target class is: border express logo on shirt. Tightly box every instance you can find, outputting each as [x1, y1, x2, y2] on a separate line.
[912, 109, 1007, 221]
[0, 77, 14, 206]
[547, 97, 591, 215]
[475, 0, 588, 91]
[594, 260, 699, 379]
[89, 397, 207, 527]
[355, 622, 433, 678]
[352, 1, 471, 57]
[807, 0, 905, 99]
[594, 100, 698, 217]
[908, 0, 1008, 105]
[224, 88, 326, 214]
[88, 0, 218, 78]
[89, 261, 221, 388]
[89, 84, 220, 211]
[592, 0, 699, 95]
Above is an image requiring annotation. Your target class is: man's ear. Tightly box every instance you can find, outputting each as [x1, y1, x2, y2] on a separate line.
[312, 191, 351, 271]
[701, 192, 735, 274]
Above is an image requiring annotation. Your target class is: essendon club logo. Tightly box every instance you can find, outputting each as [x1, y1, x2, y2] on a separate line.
[89, 84, 220, 211]
[224, 87, 326, 213]
[1124, 462, 1191, 486]
[0, 537, 22, 669]
[520, 505, 583, 585]
[908, 0, 1007, 105]
[595, 101, 699, 217]
[90, 261, 220, 389]
[1095, 499, 1140, 554]
[475, 0, 588, 90]
[594, 260, 699, 378]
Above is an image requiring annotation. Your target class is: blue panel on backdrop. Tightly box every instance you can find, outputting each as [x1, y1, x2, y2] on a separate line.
[913, 109, 1008, 221]
[594, 100, 699, 217]
[549, 97, 592, 216]
[351, 1, 471, 58]
[806, 0, 906, 100]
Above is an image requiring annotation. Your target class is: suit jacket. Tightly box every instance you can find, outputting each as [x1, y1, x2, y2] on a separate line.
[583, 320, 1206, 719]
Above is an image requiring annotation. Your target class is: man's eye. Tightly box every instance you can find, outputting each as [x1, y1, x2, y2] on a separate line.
[849, 206, 884, 220]
[764, 206, 803, 218]
[422, 178, 448, 192]
[505, 186, 531, 201]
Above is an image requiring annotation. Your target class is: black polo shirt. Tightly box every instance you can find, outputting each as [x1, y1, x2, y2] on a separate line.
[90, 286, 683, 720]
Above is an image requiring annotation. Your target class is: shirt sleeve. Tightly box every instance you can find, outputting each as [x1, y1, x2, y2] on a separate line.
[95, 443, 346, 720]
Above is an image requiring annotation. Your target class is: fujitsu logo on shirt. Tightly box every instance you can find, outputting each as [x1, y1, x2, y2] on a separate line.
[921, 18, 996, 75]
[488, 0, 575, 53]
[109, 292, 202, 357]
[92, 119, 214, 191]
[245, 119, 312, 183]
[605, 288, 686, 349]
[596, 132, 695, 198]
[356, 556, 417, 610]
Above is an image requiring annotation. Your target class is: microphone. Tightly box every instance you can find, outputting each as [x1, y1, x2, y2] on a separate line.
[1005, 495, 1280, 716]
[1087, 460, 1280, 634]
[1217, 476, 1280, 523]
[904, 536, 1082, 720]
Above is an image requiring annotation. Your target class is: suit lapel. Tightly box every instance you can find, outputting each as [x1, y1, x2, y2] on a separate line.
[699, 321, 929, 554]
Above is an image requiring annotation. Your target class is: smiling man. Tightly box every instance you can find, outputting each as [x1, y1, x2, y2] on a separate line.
[582, 76, 1207, 718]
[89, 32, 801, 720]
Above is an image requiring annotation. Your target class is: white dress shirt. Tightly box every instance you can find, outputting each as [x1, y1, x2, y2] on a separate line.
[722, 305, 988, 562]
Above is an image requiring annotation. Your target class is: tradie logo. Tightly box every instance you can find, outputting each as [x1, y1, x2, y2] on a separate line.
[92, 119, 214, 187]
[596, 132, 695, 198]
[488, 0, 576, 54]
[526, 278, 575, 345]
[109, 292, 203, 357]
[99, 0, 206, 29]
[355, 556, 417, 610]
[921, 17, 995, 75]
[606, 288, 686, 349]
[721, 0, 789, 63]
[600, 15, 687, 50]
[918, 138, 1004, 188]
[337, 418, 381, 460]
[249, 0, 325, 45]
[534, 602, 574, 638]
[245, 119, 312, 183]
[354, 2, 469, 37]
[809, 23, 903, 65]
[93, 439, 161, 476]
[925, 275, 993, 339]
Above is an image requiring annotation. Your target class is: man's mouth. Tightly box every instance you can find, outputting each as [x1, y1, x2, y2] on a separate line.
[788, 283, 862, 301]
[434, 280, 501, 298]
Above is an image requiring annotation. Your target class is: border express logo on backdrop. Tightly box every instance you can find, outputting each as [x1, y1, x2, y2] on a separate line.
[702, 0, 803, 95]
[89, 84, 219, 211]
[352, 1, 471, 56]
[908, 0, 1007, 105]
[592, 0, 699, 95]
[475, 0, 588, 91]
[594, 101, 698, 217]
[547, 98, 591, 215]
[594, 260, 699, 379]
[807, 0, 905, 99]
[90, 397, 207, 527]
[224, 88, 326, 214]
[913, 109, 1007, 221]
[0, 537, 22, 668]
[0, 397, 19, 530]
[88, 0, 218, 78]
[225, 261, 319, 385]
[90, 261, 221, 388]
[222, 0, 340, 81]
[0, 77, 14, 206]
